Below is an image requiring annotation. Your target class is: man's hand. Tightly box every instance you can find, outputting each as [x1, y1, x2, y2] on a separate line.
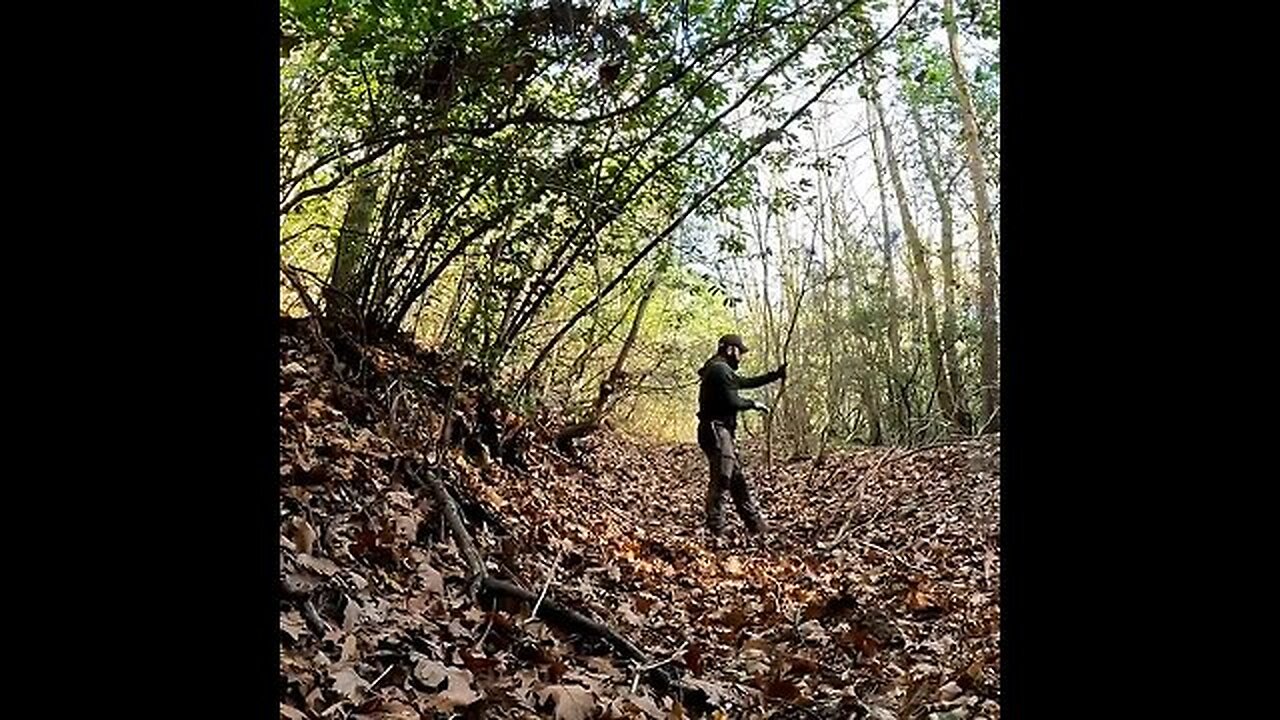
[752, 400, 771, 414]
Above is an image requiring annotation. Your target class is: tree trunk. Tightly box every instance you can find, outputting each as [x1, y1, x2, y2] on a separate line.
[325, 172, 379, 322]
[830, 189, 883, 446]
[871, 91, 956, 429]
[907, 100, 972, 433]
[865, 95, 905, 439]
[812, 132, 841, 446]
[945, 0, 999, 432]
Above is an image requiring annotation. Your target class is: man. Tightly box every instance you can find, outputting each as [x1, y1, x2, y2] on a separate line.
[696, 333, 787, 541]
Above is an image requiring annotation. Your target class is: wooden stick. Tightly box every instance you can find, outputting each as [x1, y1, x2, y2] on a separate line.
[475, 596, 497, 649]
[368, 663, 394, 689]
[526, 548, 563, 624]
[631, 643, 687, 692]
[767, 242, 817, 484]
[408, 465, 486, 597]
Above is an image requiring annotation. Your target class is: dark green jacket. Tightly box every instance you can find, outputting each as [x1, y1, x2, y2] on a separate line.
[696, 355, 783, 436]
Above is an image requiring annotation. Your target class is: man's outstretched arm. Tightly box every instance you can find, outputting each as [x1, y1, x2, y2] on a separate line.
[736, 363, 787, 389]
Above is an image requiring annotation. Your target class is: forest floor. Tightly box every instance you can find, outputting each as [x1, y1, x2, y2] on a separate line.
[279, 318, 1000, 720]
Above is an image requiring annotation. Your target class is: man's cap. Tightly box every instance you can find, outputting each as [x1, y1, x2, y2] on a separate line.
[718, 334, 749, 352]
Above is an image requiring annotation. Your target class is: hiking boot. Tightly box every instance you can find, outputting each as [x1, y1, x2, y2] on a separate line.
[746, 522, 774, 550]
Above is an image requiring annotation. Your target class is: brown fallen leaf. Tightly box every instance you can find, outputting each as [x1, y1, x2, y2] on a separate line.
[804, 592, 860, 620]
[622, 690, 665, 720]
[619, 604, 644, 626]
[763, 677, 801, 701]
[429, 667, 480, 712]
[329, 664, 368, 702]
[417, 562, 445, 595]
[798, 619, 828, 642]
[539, 684, 597, 720]
[446, 618, 470, 639]
[414, 658, 448, 688]
[723, 556, 745, 575]
[544, 657, 569, 684]
[740, 647, 771, 676]
[282, 361, 310, 378]
[280, 702, 308, 720]
[405, 594, 430, 615]
[304, 686, 325, 716]
[297, 554, 340, 576]
[340, 634, 359, 663]
[840, 626, 881, 657]
[458, 648, 501, 673]
[392, 514, 417, 543]
[357, 699, 419, 720]
[714, 607, 748, 629]
[586, 656, 624, 680]
[343, 598, 361, 632]
[283, 570, 324, 596]
[292, 518, 317, 555]
[281, 611, 307, 641]
[386, 490, 416, 509]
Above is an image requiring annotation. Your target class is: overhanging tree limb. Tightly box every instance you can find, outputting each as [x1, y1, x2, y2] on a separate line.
[280, 3, 815, 212]
[516, 0, 923, 396]
[497, 2, 824, 349]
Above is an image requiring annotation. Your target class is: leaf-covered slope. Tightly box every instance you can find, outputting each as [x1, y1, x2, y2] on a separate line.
[279, 318, 1000, 719]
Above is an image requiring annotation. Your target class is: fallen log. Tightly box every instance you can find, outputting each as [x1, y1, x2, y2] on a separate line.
[411, 464, 486, 597]
[406, 462, 684, 694]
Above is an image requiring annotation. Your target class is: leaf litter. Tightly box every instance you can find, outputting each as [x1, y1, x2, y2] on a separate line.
[279, 318, 1000, 719]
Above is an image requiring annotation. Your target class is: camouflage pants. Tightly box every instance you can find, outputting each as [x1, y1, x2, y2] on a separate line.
[701, 421, 766, 535]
